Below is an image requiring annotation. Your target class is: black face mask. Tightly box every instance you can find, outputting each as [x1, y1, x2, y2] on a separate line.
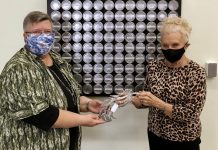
[162, 47, 185, 63]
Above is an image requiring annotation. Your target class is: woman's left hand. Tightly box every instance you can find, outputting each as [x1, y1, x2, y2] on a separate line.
[138, 91, 165, 109]
[87, 99, 103, 113]
[138, 91, 173, 117]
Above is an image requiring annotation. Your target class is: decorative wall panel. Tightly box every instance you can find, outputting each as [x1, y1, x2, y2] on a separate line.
[47, 0, 182, 95]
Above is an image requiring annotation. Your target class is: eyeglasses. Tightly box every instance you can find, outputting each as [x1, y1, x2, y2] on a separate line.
[25, 30, 55, 36]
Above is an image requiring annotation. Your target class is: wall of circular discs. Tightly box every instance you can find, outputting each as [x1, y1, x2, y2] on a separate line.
[47, 0, 181, 96]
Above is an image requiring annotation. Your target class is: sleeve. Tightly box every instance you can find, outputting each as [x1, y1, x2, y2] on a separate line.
[171, 68, 207, 122]
[22, 105, 59, 131]
[0, 63, 50, 120]
[144, 61, 155, 91]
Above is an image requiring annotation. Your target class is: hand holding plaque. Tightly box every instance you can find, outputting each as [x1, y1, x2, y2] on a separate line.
[98, 89, 138, 122]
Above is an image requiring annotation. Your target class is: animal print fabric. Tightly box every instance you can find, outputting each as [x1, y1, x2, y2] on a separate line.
[145, 59, 206, 142]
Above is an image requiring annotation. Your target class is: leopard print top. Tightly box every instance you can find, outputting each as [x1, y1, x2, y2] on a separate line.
[145, 59, 206, 142]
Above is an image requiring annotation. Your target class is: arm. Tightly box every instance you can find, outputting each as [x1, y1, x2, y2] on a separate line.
[22, 105, 59, 131]
[171, 74, 206, 122]
[52, 109, 104, 128]
[80, 96, 92, 112]
[132, 96, 149, 109]
[1, 63, 105, 129]
[139, 70, 206, 121]
[137, 91, 173, 117]
[22, 105, 105, 130]
[0, 63, 50, 119]
[79, 96, 103, 113]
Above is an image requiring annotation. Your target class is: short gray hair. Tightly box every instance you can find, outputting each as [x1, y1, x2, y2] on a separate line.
[23, 11, 52, 32]
[160, 16, 192, 41]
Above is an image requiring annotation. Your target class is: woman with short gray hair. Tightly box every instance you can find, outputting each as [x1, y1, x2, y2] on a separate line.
[132, 16, 206, 150]
[0, 11, 105, 150]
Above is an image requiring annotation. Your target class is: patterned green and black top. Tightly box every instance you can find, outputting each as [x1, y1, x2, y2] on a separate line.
[0, 47, 81, 150]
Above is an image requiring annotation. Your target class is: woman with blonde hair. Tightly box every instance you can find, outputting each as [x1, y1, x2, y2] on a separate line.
[132, 16, 206, 150]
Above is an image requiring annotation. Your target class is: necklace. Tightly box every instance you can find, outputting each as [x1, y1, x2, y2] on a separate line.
[49, 63, 77, 106]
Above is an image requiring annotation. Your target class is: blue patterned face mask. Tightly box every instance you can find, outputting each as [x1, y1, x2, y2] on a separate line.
[25, 33, 54, 56]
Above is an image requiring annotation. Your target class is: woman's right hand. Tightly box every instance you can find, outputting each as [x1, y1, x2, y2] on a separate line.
[80, 114, 105, 127]
[52, 110, 105, 128]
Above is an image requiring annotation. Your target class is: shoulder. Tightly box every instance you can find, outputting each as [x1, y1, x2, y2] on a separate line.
[187, 61, 206, 85]
[1, 48, 43, 77]
[1, 49, 30, 73]
[189, 61, 206, 78]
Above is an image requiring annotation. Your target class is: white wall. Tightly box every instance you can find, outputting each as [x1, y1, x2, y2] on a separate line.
[182, 1, 218, 150]
[0, 0, 47, 71]
[0, 0, 218, 150]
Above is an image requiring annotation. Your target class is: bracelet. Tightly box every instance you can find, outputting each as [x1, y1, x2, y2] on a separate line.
[86, 100, 92, 112]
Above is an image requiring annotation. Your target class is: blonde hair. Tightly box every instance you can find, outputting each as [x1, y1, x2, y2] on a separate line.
[160, 16, 192, 41]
